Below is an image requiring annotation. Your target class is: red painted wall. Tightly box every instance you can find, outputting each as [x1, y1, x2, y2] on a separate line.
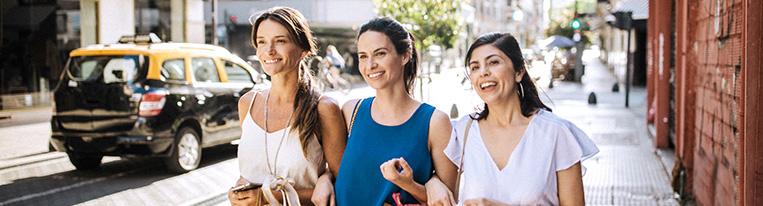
[649, 0, 753, 205]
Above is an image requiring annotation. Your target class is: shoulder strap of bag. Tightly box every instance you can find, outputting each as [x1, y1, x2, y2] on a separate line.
[348, 98, 364, 135]
[453, 117, 473, 201]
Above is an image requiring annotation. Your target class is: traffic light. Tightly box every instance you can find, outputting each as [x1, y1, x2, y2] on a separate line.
[571, 18, 582, 30]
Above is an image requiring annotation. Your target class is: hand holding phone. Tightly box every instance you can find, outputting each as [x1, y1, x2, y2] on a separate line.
[231, 183, 261, 193]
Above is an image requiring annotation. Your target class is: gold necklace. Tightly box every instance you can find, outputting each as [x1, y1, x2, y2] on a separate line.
[264, 91, 293, 175]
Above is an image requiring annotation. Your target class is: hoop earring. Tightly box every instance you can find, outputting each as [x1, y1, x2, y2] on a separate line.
[518, 83, 525, 99]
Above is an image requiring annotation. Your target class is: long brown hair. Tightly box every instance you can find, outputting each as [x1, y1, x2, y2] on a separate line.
[251, 7, 321, 154]
[464, 33, 551, 120]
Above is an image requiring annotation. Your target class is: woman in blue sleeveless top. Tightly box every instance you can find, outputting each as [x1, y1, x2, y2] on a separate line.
[328, 17, 457, 205]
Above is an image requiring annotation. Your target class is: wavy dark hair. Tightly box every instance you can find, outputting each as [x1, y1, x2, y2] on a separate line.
[465, 33, 551, 120]
[250, 7, 321, 154]
[358, 17, 419, 95]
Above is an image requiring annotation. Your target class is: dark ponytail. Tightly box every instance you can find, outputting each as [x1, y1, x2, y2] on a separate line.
[358, 17, 419, 95]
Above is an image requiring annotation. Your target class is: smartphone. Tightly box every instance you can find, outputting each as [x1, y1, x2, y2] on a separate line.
[232, 183, 261, 193]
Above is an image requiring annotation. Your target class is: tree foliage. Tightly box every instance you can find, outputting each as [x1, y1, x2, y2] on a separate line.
[544, 4, 592, 45]
[373, 0, 462, 52]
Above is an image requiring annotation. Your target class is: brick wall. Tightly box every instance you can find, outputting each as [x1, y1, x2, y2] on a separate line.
[682, 0, 744, 205]
[663, 0, 761, 204]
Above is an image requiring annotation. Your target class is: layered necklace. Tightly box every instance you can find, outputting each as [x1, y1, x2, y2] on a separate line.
[263, 91, 293, 176]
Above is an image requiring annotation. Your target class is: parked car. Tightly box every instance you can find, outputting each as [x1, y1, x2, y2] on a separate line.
[50, 34, 267, 172]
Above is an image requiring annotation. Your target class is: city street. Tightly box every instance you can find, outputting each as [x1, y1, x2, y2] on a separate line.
[0, 107, 241, 205]
[4, 0, 761, 204]
[0, 53, 679, 205]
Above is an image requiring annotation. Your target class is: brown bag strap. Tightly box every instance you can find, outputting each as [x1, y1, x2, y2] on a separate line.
[453, 118, 473, 201]
[348, 98, 364, 135]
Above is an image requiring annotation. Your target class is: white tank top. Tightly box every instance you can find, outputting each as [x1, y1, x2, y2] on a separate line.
[237, 92, 325, 189]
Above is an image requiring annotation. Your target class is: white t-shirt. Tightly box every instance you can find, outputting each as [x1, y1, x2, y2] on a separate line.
[444, 110, 599, 205]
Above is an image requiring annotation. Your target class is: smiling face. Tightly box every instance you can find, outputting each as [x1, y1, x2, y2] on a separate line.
[357, 31, 410, 91]
[254, 19, 307, 76]
[467, 44, 524, 105]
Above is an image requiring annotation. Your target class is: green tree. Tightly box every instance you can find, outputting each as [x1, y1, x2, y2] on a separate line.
[374, 0, 462, 52]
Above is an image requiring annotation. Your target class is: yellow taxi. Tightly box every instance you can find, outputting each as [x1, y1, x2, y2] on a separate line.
[51, 34, 266, 172]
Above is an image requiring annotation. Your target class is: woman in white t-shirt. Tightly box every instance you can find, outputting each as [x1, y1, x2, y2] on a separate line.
[425, 33, 598, 206]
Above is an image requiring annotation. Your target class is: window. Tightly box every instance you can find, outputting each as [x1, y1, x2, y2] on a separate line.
[161, 59, 185, 81]
[191, 57, 220, 82]
[223, 60, 253, 83]
[67, 55, 143, 83]
[102, 58, 137, 83]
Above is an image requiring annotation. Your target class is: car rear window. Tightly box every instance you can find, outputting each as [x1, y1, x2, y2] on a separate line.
[67, 55, 146, 83]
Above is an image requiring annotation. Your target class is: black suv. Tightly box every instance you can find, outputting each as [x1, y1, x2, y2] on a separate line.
[51, 36, 266, 172]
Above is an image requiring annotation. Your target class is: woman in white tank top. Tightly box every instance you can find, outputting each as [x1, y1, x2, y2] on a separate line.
[227, 7, 347, 205]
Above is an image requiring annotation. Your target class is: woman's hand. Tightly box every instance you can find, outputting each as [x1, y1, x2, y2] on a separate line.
[463, 198, 510, 206]
[228, 187, 261, 206]
[228, 177, 260, 206]
[425, 176, 455, 206]
[380, 157, 428, 203]
[311, 173, 336, 206]
[380, 157, 415, 188]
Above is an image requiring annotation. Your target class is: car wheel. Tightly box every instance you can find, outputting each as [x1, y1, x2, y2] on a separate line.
[164, 127, 201, 173]
[68, 152, 103, 170]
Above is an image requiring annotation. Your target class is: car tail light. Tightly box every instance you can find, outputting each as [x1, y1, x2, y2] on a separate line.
[139, 90, 167, 116]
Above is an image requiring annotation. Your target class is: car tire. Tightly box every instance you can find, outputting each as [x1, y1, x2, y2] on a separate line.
[164, 127, 202, 173]
[68, 152, 103, 170]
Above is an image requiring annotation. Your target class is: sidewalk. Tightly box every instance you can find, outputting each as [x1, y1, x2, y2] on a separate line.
[548, 53, 679, 205]
[0, 105, 52, 128]
[0, 105, 54, 160]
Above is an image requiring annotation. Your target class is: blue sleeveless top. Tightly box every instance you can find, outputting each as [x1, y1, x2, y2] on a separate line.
[335, 97, 435, 205]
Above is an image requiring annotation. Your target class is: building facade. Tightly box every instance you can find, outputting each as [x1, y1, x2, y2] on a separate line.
[0, 0, 206, 109]
[648, 0, 763, 205]
[0, 0, 377, 109]
[465, 0, 545, 48]
[212, 0, 376, 75]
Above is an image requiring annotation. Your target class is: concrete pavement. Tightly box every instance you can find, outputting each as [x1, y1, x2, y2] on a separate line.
[543, 52, 678, 205]
[0, 106, 53, 161]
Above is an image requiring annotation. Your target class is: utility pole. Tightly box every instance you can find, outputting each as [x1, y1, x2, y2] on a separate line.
[624, 11, 633, 108]
[572, 0, 584, 82]
[211, 0, 218, 45]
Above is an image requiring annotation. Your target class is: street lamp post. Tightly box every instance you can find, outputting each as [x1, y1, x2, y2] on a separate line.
[623, 11, 633, 108]
[211, 0, 218, 45]
[572, 0, 584, 82]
